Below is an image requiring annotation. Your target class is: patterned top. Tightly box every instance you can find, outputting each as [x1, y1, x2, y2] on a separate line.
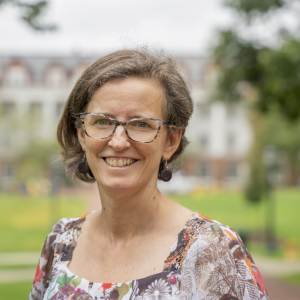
[29, 213, 268, 299]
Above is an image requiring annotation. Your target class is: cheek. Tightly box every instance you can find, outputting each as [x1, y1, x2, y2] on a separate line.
[154, 133, 168, 156]
[85, 142, 105, 179]
[143, 142, 165, 163]
[86, 139, 105, 151]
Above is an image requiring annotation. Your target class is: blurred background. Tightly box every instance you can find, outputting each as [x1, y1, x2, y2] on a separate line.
[0, 0, 300, 299]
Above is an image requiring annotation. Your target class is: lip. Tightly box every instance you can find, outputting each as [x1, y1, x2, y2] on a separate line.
[102, 156, 139, 168]
[101, 156, 140, 160]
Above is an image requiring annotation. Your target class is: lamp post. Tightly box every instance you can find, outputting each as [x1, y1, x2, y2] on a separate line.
[49, 155, 63, 224]
[263, 146, 279, 252]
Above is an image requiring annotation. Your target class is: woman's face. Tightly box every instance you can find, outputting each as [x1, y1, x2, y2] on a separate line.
[77, 77, 181, 193]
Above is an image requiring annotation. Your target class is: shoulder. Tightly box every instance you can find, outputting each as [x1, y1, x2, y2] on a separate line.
[42, 216, 85, 252]
[187, 214, 243, 247]
[29, 216, 85, 299]
[51, 216, 85, 234]
[38, 217, 85, 278]
[182, 214, 268, 299]
[186, 214, 251, 267]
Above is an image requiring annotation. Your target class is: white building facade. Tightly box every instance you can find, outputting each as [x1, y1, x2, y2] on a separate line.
[0, 53, 252, 188]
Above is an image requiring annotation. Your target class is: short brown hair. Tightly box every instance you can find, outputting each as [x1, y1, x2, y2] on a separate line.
[57, 49, 193, 182]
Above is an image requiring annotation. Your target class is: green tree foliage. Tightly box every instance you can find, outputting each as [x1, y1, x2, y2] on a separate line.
[211, 0, 300, 202]
[213, 31, 263, 104]
[15, 141, 66, 195]
[214, 0, 300, 121]
[16, 141, 58, 181]
[226, 0, 284, 16]
[214, 33, 300, 120]
[259, 39, 300, 120]
[264, 109, 300, 185]
[0, 0, 56, 31]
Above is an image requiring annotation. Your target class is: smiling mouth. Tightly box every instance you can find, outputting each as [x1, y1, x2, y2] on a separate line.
[103, 157, 138, 168]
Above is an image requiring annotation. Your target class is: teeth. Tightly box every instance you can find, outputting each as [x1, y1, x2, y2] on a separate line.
[105, 158, 136, 167]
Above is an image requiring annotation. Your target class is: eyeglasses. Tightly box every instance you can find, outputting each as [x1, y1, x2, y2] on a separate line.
[74, 112, 177, 143]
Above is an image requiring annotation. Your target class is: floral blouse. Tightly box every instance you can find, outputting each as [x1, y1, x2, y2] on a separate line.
[29, 213, 268, 299]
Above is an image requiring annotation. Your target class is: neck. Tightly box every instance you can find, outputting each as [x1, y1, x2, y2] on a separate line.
[96, 181, 164, 242]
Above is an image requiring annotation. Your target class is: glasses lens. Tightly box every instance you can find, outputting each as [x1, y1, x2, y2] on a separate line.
[127, 119, 160, 143]
[84, 114, 115, 139]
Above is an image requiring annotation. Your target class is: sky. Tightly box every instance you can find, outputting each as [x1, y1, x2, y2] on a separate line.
[0, 0, 232, 55]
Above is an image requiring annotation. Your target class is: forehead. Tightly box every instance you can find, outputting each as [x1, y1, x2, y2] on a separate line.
[86, 77, 166, 118]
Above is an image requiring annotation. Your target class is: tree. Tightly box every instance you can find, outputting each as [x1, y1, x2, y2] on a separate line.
[15, 140, 66, 196]
[211, 0, 300, 251]
[0, 0, 56, 31]
[213, 0, 300, 121]
[225, 0, 285, 15]
[263, 108, 300, 185]
[211, 0, 300, 199]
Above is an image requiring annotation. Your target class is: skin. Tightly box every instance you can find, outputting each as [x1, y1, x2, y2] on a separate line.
[70, 77, 193, 282]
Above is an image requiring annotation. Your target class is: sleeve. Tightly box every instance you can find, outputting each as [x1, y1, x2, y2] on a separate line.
[193, 224, 269, 300]
[29, 219, 65, 300]
[224, 227, 269, 300]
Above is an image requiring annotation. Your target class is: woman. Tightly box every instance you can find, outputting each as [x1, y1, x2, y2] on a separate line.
[30, 49, 268, 299]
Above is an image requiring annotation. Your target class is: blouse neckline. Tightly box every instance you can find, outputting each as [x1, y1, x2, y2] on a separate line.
[60, 212, 201, 287]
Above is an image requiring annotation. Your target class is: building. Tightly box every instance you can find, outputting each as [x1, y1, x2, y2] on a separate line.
[0, 53, 252, 188]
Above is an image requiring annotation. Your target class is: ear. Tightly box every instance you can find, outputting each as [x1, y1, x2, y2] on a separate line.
[162, 128, 183, 161]
[77, 128, 86, 151]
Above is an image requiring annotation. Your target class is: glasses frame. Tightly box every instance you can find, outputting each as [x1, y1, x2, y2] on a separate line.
[73, 112, 178, 143]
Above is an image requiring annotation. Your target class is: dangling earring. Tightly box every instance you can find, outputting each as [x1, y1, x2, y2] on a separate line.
[158, 159, 172, 182]
[78, 153, 93, 176]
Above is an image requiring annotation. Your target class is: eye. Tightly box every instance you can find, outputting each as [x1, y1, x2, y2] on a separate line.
[130, 119, 152, 129]
[91, 116, 114, 127]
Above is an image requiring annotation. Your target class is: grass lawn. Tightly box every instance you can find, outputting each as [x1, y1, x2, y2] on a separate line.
[0, 281, 32, 299]
[281, 272, 300, 285]
[175, 188, 300, 258]
[0, 193, 86, 252]
[0, 264, 34, 270]
[0, 188, 300, 257]
[0, 188, 299, 298]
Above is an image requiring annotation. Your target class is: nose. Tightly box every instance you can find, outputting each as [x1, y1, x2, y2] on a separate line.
[107, 125, 130, 150]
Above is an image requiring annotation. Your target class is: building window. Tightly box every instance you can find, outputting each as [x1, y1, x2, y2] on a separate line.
[2, 162, 14, 177]
[4, 65, 29, 86]
[226, 161, 238, 178]
[56, 101, 64, 118]
[197, 102, 210, 120]
[45, 66, 67, 87]
[28, 102, 42, 121]
[226, 131, 236, 153]
[0, 101, 15, 116]
[71, 63, 90, 84]
[199, 134, 209, 151]
[189, 60, 202, 83]
[197, 161, 211, 178]
[226, 104, 238, 120]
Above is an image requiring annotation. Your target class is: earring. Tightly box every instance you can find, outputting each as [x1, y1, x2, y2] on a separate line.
[78, 153, 93, 177]
[158, 159, 172, 182]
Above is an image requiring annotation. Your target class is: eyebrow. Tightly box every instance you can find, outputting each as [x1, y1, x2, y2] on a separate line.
[130, 114, 150, 119]
[89, 112, 154, 119]
[87, 111, 114, 118]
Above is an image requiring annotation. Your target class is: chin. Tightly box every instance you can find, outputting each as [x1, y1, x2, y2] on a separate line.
[98, 173, 157, 195]
[98, 175, 142, 192]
